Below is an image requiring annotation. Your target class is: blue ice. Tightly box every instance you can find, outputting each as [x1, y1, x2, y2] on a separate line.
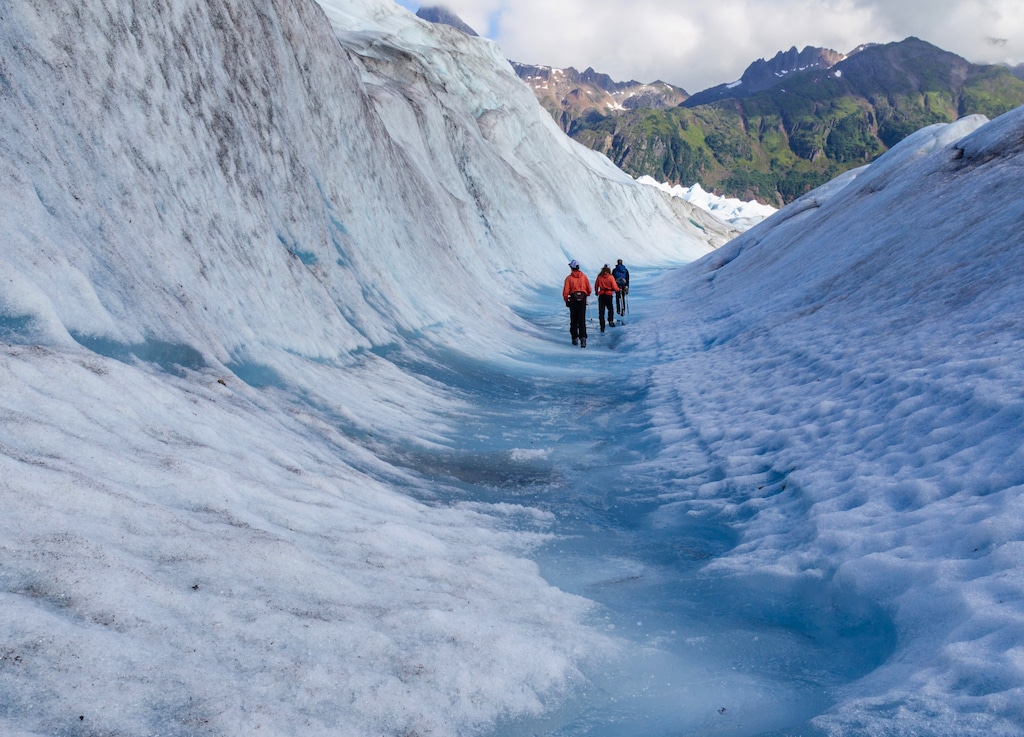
[394, 283, 896, 736]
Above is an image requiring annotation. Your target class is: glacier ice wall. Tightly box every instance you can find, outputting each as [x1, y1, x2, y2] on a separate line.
[0, 0, 730, 365]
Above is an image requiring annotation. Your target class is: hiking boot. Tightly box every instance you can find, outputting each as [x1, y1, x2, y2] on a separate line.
[572, 338, 578, 346]
[581, 338, 587, 348]
[609, 321, 616, 327]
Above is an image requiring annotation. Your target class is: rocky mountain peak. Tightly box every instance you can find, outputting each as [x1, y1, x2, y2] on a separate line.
[511, 62, 688, 130]
[741, 45, 846, 88]
[415, 5, 478, 36]
[683, 44, 845, 107]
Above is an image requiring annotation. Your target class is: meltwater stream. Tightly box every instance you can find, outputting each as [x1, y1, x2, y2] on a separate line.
[389, 285, 896, 737]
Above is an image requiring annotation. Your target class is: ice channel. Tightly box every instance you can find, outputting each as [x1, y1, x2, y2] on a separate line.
[386, 281, 896, 737]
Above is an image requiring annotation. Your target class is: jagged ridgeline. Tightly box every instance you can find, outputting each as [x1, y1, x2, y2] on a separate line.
[515, 38, 1024, 205]
[510, 63, 689, 131]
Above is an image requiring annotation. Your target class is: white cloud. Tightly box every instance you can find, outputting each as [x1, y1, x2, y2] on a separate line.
[427, 0, 1024, 92]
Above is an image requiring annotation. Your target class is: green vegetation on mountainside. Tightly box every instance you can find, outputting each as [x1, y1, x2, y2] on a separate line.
[554, 39, 1024, 205]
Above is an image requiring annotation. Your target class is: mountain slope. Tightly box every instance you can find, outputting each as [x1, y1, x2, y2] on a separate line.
[526, 38, 1024, 204]
[512, 62, 688, 131]
[415, 4, 479, 36]
[683, 44, 847, 107]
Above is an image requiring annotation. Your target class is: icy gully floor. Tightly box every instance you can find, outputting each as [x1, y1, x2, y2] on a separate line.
[388, 288, 896, 737]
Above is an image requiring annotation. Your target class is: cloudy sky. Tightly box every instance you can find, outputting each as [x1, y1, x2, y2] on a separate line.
[395, 0, 1023, 93]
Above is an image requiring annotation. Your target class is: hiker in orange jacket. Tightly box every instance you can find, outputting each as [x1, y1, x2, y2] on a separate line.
[594, 264, 621, 332]
[562, 259, 592, 347]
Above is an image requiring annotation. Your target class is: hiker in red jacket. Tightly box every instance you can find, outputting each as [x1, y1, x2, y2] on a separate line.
[594, 264, 621, 332]
[562, 259, 592, 347]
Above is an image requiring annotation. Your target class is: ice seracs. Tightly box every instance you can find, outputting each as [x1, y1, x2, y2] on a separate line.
[637, 176, 777, 230]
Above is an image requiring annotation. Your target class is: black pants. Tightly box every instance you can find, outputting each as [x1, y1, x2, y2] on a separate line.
[598, 294, 614, 329]
[616, 289, 626, 315]
[569, 300, 587, 342]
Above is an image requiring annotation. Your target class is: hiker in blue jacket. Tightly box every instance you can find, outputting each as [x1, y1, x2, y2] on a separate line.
[612, 259, 629, 316]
